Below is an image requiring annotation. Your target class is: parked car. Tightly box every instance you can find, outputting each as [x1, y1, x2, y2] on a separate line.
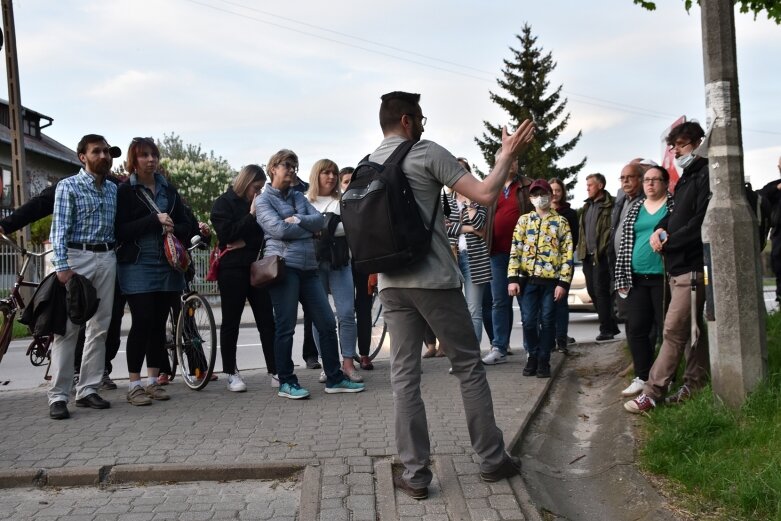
[568, 263, 595, 312]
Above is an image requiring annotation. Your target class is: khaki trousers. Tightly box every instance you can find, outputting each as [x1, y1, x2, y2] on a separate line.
[643, 272, 710, 401]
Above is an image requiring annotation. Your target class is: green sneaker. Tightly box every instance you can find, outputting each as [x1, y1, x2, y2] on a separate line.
[278, 382, 310, 400]
[325, 379, 365, 394]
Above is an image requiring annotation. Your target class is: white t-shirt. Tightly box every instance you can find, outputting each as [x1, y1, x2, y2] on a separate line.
[310, 195, 344, 236]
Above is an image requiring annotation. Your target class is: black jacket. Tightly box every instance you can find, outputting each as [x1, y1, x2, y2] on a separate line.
[656, 156, 711, 276]
[210, 187, 265, 269]
[556, 202, 579, 251]
[115, 179, 192, 264]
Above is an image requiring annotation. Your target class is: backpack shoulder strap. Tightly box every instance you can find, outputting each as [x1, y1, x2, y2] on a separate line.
[384, 140, 416, 166]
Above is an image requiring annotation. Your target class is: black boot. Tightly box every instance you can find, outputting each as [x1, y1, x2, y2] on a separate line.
[555, 337, 569, 355]
[536, 360, 551, 378]
[522, 356, 538, 377]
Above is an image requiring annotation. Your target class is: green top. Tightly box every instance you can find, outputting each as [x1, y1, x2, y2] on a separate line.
[632, 204, 668, 275]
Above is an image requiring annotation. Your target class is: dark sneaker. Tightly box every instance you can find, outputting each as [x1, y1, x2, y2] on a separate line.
[554, 337, 569, 355]
[100, 371, 117, 391]
[49, 401, 70, 420]
[392, 474, 428, 500]
[522, 356, 538, 377]
[305, 357, 322, 370]
[480, 456, 522, 482]
[536, 363, 551, 378]
[567, 336, 576, 345]
[360, 355, 374, 370]
[624, 393, 656, 414]
[75, 393, 111, 409]
[595, 333, 615, 342]
[665, 384, 692, 405]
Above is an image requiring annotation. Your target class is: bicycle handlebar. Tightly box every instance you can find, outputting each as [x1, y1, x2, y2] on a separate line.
[0, 233, 53, 258]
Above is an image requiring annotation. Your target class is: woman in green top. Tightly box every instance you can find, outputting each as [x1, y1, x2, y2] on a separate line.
[613, 166, 674, 398]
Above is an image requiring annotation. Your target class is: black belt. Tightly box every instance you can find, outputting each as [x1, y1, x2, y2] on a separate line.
[67, 242, 115, 252]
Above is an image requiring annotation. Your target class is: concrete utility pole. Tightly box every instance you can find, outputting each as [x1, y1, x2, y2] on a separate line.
[1, 0, 30, 248]
[700, 0, 768, 409]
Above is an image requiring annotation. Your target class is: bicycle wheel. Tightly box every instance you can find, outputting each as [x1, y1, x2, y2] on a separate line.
[176, 294, 217, 390]
[367, 292, 387, 361]
[27, 336, 50, 366]
[0, 302, 14, 365]
[164, 308, 178, 382]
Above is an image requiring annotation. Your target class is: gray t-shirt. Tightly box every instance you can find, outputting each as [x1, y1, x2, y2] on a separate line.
[369, 135, 467, 291]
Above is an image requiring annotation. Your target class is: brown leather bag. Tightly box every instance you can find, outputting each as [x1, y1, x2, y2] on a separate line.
[250, 255, 286, 288]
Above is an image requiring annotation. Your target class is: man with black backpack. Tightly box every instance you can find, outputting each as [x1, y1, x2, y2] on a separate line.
[359, 91, 535, 499]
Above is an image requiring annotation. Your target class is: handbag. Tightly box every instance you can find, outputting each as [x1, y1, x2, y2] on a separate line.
[250, 254, 286, 288]
[138, 188, 190, 272]
[204, 245, 227, 282]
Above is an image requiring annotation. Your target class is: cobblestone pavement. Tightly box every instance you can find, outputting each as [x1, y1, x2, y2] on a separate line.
[0, 479, 299, 521]
[0, 353, 563, 520]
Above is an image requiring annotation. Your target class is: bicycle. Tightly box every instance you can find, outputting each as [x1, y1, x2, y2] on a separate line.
[0, 233, 54, 378]
[353, 285, 388, 363]
[163, 236, 217, 390]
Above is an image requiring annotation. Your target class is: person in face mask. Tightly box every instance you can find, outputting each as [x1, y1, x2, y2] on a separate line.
[625, 120, 711, 414]
[507, 179, 574, 378]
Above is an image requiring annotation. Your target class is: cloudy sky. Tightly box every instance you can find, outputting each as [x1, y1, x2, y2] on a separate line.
[2, 0, 779, 201]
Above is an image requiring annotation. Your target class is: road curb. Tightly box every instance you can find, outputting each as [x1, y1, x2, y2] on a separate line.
[0, 460, 312, 489]
[298, 463, 321, 521]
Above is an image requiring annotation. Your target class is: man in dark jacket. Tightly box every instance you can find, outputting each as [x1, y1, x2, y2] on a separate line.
[758, 155, 781, 302]
[625, 121, 711, 413]
[577, 173, 619, 341]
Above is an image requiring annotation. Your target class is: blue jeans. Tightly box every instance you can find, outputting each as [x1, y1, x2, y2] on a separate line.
[489, 253, 521, 354]
[553, 297, 570, 342]
[458, 251, 488, 343]
[521, 283, 556, 365]
[314, 262, 357, 359]
[267, 267, 345, 386]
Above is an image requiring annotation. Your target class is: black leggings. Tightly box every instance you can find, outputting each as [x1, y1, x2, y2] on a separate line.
[126, 291, 177, 374]
[352, 265, 372, 357]
[218, 266, 276, 374]
[625, 278, 667, 381]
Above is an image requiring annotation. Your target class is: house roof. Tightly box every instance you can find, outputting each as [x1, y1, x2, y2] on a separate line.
[0, 125, 82, 168]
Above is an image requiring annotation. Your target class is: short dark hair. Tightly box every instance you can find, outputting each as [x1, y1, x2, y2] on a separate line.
[379, 91, 421, 131]
[456, 157, 472, 173]
[645, 165, 670, 185]
[76, 134, 108, 156]
[666, 121, 705, 146]
[338, 166, 354, 182]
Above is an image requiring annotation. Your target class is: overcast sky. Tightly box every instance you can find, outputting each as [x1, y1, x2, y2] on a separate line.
[2, 0, 779, 202]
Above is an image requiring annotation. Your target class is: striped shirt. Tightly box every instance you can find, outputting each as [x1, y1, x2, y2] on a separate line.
[50, 169, 118, 271]
[445, 193, 492, 284]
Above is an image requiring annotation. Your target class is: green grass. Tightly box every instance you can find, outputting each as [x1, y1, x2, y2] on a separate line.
[639, 313, 781, 520]
[12, 320, 29, 339]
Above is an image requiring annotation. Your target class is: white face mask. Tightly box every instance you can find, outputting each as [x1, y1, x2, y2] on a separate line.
[675, 153, 695, 170]
[530, 195, 551, 210]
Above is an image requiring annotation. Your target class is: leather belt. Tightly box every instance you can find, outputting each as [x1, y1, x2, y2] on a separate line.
[67, 242, 115, 252]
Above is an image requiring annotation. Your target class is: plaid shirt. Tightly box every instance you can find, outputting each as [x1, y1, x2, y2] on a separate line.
[50, 169, 118, 271]
[613, 193, 674, 291]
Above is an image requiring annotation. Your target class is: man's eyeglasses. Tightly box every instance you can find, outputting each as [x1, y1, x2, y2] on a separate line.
[668, 140, 692, 151]
[643, 178, 664, 184]
[618, 176, 638, 181]
[278, 161, 298, 174]
[404, 113, 427, 127]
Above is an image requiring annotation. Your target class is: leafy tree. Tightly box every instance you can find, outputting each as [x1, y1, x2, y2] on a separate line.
[633, 0, 781, 23]
[475, 24, 585, 192]
[156, 134, 235, 227]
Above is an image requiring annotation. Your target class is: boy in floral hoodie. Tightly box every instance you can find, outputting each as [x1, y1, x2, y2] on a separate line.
[508, 179, 573, 378]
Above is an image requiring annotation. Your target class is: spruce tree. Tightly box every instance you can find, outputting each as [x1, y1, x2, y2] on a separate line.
[475, 24, 585, 191]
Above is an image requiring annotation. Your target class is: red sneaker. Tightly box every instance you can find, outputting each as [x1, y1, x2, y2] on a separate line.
[157, 373, 170, 386]
[624, 393, 656, 414]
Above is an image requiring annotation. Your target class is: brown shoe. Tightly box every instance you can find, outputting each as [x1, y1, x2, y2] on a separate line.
[480, 456, 522, 482]
[422, 344, 437, 358]
[392, 474, 428, 500]
[145, 382, 170, 401]
[127, 386, 152, 406]
[665, 384, 692, 405]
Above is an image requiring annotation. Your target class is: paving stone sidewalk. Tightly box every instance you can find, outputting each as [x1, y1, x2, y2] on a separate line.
[0, 354, 562, 520]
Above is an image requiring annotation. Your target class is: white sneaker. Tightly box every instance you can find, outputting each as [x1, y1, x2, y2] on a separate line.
[482, 348, 507, 365]
[269, 374, 280, 388]
[227, 372, 247, 392]
[319, 370, 327, 383]
[621, 377, 645, 397]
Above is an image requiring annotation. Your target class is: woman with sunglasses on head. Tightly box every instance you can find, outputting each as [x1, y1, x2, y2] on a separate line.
[306, 160, 362, 382]
[256, 149, 365, 399]
[613, 166, 673, 398]
[210, 164, 277, 391]
[115, 137, 193, 406]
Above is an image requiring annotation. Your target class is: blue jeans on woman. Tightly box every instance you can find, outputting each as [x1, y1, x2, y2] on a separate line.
[267, 267, 346, 386]
[521, 283, 556, 365]
[314, 262, 357, 360]
[458, 251, 487, 343]
[490, 253, 521, 354]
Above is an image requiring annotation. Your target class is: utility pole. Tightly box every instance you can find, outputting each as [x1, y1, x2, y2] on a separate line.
[700, 0, 767, 409]
[1, 0, 29, 248]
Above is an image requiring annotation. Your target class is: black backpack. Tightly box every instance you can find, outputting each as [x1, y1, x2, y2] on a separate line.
[315, 212, 350, 269]
[340, 140, 438, 274]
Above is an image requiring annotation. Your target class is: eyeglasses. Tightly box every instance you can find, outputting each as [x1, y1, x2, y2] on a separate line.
[277, 161, 298, 174]
[643, 178, 665, 184]
[618, 176, 638, 181]
[668, 140, 692, 151]
[404, 113, 427, 127]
